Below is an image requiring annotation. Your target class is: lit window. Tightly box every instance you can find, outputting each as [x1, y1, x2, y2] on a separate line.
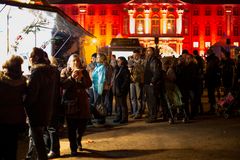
[135, 15, 145, 34]
[205, 42, 211, 48]
[234, 42, 239, 47]
[167, 15, 175, 34]
[193, 42, 199, 48]
[151, 15, 160, 35]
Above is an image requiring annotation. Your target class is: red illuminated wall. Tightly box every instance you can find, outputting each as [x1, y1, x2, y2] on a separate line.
[54, 2, 240, 55]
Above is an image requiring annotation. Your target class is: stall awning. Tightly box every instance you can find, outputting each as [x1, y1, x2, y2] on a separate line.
[0, 0, 94, 38]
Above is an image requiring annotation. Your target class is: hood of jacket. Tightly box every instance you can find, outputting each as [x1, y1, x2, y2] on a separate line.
[0, 71, 27, 87]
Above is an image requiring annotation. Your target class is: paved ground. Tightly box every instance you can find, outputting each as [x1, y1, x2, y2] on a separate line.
[17, 90, 240, 160]
[17, 115, 240, 160]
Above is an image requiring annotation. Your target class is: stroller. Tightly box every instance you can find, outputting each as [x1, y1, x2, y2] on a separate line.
[216, 91, 240, 119]
[165, 83, 188, 124]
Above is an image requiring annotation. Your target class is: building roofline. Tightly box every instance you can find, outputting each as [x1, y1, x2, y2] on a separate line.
[47, 0, 130, 4]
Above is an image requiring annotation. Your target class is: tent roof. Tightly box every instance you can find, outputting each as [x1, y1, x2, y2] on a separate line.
[0, 0, 95, 38]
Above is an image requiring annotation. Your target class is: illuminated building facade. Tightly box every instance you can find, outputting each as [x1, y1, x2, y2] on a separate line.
[52, 0, 240, 56]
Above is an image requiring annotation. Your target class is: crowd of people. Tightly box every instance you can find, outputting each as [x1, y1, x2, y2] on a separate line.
[0, 45, 239, 159]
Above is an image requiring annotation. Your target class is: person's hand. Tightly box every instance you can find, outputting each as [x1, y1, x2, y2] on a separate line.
[72, 69, 83, 80]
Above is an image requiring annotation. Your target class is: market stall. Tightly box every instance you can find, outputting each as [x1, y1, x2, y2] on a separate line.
[0, 0, 94, 74]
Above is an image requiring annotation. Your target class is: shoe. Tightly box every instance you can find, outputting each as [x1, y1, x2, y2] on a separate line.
[113, 119, 120, 123]
[78, 143, 83, 151]
[129, 114, 135, 118]
[134, 114, 142, 119]
[47, 151, 60, 159]
[145, 118, 157, 123]
[71, 151, 78, 156]
[119, 120, 128, 124]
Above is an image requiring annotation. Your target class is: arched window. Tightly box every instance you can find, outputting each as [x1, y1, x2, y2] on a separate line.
[151, 14, 160, 35]
[135, 15, 145, 34]
[167, 14, 175, 34]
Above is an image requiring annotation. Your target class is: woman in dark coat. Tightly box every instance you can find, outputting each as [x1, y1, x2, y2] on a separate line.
[61, 54, 92, 156]
[25, 47, 59, 160]
[112, 56, 131, 124]
[0, 55, 27, 160]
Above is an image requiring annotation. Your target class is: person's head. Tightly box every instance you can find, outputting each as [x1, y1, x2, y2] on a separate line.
[91, 53, 97, 63]
[96, 53, 107, 64]
[145, 47, 155, 57]
[133, 49, 141, 60]
[2, 55, 23, 79]
[111, 54, 116, 60]
[181, 49, 189, 59]
[29, 47, 50, 66]
[67, 54, 82, 70]
[117, 56, 128, 67]
[193, 50, 199, 56]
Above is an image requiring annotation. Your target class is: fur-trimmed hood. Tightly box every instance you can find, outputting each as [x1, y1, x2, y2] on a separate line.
[0, 71, 27, 87]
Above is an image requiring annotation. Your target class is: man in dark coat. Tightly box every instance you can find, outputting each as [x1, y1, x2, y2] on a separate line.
[25, 47, 59, 160]
[144, 47, 162, 123]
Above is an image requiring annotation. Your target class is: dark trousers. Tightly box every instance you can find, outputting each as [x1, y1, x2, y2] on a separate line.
[115, 95, 128, 121]
[145, 85, 158, 120]
[66, 118, 88, 152]
[208, 86, 217, 111]
[27, 126, 48, 160]
[0, 125, 19, 160]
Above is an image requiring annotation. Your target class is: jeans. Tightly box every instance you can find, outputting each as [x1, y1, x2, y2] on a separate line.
[130, 83, 142, 115]
[43, 120, 60, 154]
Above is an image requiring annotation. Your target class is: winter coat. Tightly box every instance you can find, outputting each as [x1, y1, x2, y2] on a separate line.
[61, 67, 92, 119]
[92, 63, 106, 95]
[130, 59, 144, 83]
[25, 64, 59, 127]
[144, 55, 162, 86]
[112, 65, 130, 97]
[0, 72, 27, 125]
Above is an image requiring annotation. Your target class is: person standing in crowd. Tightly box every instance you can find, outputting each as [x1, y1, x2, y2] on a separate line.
[220, 50, 235, 96]
[0, 55, 27, 160]
[205, 48, 221, 114]
[43, 56, 62, 159]
[107, 54, 117, 116]
[112, 56, 131, 124]
[193, 50, 205, 115]
[25, 47, 58, 160]
[61, 54, 92, 156]
[103, 56, 113, 116]
[92, 53, 107, 125]
[129, 49, 145, 119]
[86, 53, 97, 125]
[143, 47, 162, 123]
